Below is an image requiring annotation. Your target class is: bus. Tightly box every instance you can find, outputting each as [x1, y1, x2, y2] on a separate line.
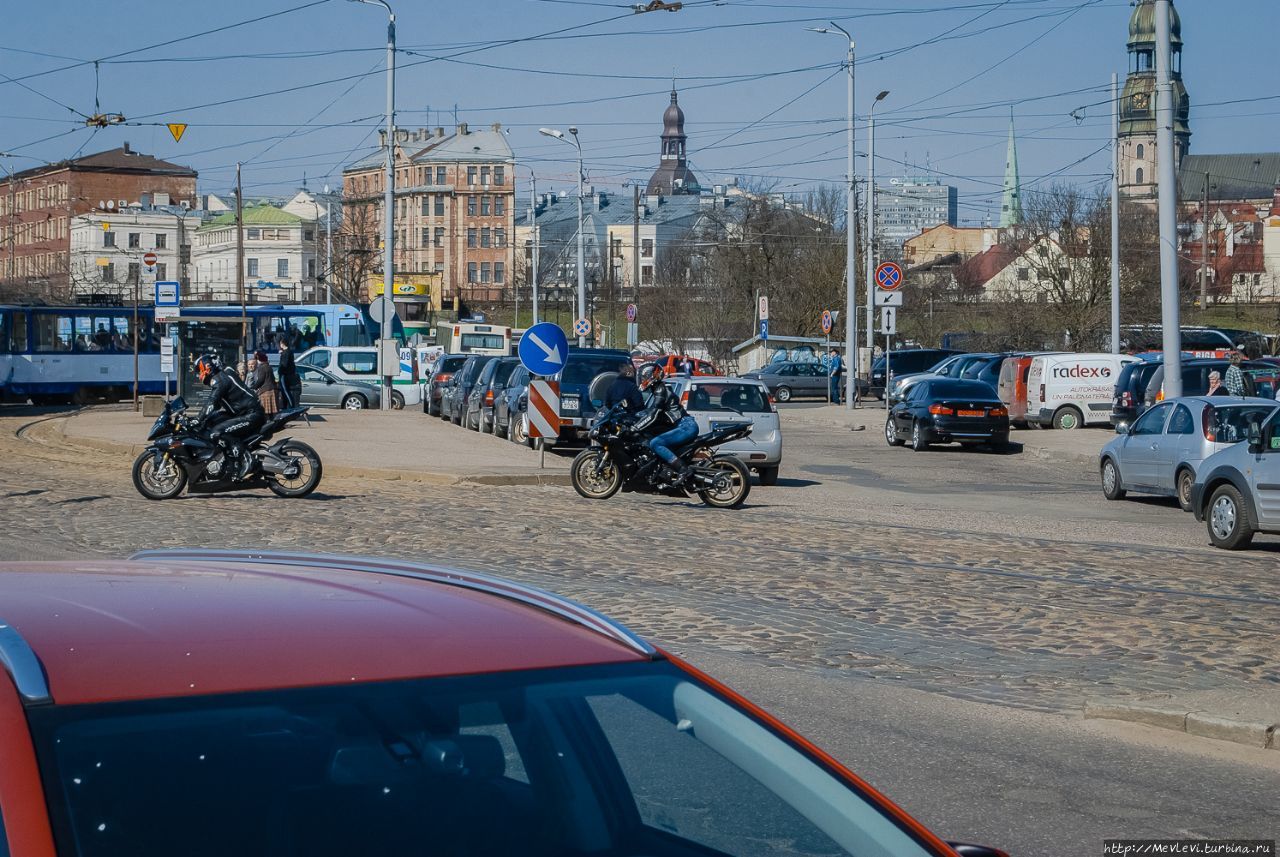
[447, 321, 513, 355]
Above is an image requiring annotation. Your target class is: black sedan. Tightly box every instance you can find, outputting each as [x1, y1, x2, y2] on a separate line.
[886, 379, 1010, 451]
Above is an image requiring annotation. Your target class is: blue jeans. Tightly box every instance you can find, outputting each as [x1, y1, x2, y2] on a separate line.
[649, 415, 699, 464]
[829, 376, 841, 403]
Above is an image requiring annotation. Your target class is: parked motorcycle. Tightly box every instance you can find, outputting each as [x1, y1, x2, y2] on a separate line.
[570, 404, 753, 508]
[132, 397, 323, 500]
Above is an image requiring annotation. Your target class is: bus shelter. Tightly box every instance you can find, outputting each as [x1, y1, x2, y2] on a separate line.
[171, 306, 328, 401]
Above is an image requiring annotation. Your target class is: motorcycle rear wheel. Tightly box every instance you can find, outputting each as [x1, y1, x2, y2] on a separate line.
[266, 441, 323, 498]
[571, 449, 622, 500]
[132, 451, 187, 500]
[697, 456, 751, 509]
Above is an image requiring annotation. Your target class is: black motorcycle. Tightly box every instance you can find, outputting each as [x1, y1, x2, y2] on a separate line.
[570, 404, 753, 508]
[131, 397, 323, 500]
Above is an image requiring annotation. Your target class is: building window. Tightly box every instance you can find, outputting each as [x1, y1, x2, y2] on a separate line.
[467, 228, 477, 248]
[434, 227, 444, 247]
[467, 166, 477, 186]
[155, 233, 167, 249]
[421, 197, 430, 216]
[467, 262, 478, 283]
[434, 196, 445, 216]
[103, 231, 116, 248]
[481, 227, 491, 248]
[1136, 144, 1144, 159]
[155, 263, 167, 280]
[421, 227, 431, 246]
[480, 262, 491, 283]
[308, 259, 317, 279]
[436, 166, 447, 184]
[641, 238, 654, 258]
[494, 166, 505, 186]
[277, 259, 289, 278]
[127, 262, 140, 282]
[101, 263, 114, 282]
[128, 233, 141, 249]
[494, 196, 505, 216]
[1135, 167, 1144, 184]
[641, 265, 653, 285]
[247, 258, 259, 277]
[304, 229, 314, 241]
[481, 166, 491, 186]
[467, 196, 477, 217]
[481, 196, 491, 216]
[495, 227, 506, 247]
[247, 228, 261, 239]
[1017, 267, 1029, 281]
[494, 261, 505, 284]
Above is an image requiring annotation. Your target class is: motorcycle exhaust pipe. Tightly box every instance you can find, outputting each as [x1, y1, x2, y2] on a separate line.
[256, 452, 300, 477]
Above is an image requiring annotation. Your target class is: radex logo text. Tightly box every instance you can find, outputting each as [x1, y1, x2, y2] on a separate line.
[1051, 365, 1112, 379]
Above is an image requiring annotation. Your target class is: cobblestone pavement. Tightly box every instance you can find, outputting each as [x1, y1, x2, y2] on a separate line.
[2, 410, 1277, 716]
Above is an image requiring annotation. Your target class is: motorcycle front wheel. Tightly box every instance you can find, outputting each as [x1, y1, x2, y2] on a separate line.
[266, 441, 323, 498]
[571, 448, 622, 500]
[697, 456, 751, 509]
[132, 451, 187, 500]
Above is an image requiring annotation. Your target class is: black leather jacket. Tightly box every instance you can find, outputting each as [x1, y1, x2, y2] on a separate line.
[201, 368, 262, 421]
[632, 381, 687, 434]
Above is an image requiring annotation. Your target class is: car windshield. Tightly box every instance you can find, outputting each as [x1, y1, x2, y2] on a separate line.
[562, 357, 625, 386]
[687, 383, 771, 413]
[1209, 404, 1277, 443]
[929, 380, 997, 399]
[29, 662, 933, 857]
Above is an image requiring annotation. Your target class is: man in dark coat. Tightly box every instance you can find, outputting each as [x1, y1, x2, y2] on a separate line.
[277, 336, 302, 408]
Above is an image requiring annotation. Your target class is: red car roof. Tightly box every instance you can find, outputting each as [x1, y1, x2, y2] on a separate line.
[0, 558, 649, 705]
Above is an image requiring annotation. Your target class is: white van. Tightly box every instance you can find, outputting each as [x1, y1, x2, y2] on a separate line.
[1027, 352, 1138, 430]
[296, 345, 434, 408]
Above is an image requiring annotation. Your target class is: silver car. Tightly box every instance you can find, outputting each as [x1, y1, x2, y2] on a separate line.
[1099, 395, 1277, 511]
[1191, 411, 1280, 549]
[668, 376, 782, 485]
[297, 365, 383, 410]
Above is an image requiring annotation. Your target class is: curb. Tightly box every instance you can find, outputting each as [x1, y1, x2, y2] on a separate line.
[21, 418, 571, 489]
[1084, 701, 1280, 750]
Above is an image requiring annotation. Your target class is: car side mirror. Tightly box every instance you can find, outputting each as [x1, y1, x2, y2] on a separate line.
[325, 378, 334, 385]
[1247, 422, 1262, 452]
[1115, 423, 1129, 435]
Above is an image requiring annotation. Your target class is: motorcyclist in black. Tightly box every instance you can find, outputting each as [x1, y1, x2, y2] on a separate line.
[632, 364, 698, 484]
[604, 361, 645, 412]
[194, 355, 265, 481]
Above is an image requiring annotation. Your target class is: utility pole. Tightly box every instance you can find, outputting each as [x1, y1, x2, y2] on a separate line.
[324, 184, 334, 304]
[1201, 172, 1210, 315]
[866, 90, 889, 398]
[530, 171, 540, 324]
[132, 259, 140, 411]
[632, 184, 640, 302]
[537, 126, 587, 344]
[236, 162, 246, 358]
[1155, 0, 1182, 397]
[1110, 72, 1121, 354]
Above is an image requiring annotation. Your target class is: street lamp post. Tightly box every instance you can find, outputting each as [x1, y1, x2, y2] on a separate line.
[809, 24, 858, 408]
[323, 183, 334, 304]
[351, 0, 396, 410]
[866, 89, 889, 395]
[527, 168, 541, 325]
[539, 126, 587, 345]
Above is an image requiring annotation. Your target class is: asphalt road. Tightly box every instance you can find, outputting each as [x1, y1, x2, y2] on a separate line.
[2, 404, 1278, 855]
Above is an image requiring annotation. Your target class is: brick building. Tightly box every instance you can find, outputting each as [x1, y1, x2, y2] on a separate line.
[1, 145, 197, 299]
[342, 123, 516, 317]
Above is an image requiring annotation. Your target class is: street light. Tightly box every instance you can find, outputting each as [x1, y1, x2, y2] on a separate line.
[350, 0, 396, 410]
[525, 166, 541, 325]
[808, 24, 858, 408]
[539, 126, 587, 346]
[866, 88, 889, 396]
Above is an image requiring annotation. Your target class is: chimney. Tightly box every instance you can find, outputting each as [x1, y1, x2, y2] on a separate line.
[490, 122, 502, 132]
[457, 123, 469, 136]
[378, 129, 387, 148]
[435, 127, 444, 138]
[646, 193, 660, 210]
[122, 142, 133, 155]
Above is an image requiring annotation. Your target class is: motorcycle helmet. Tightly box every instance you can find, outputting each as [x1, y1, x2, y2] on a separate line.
[194, 354, 221, 386]
[639, 363, 665, 389]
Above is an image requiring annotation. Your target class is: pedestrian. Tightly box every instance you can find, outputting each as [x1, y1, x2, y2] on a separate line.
[277, 335, 301, 408]
[1206, 370, 1230, 397]
[678, 356, 693, 375]
[828, 348, 842, 404]
[1224, 352, 1247, 397]
[236, 360, 248, 381]
[247, 350, 278, 415]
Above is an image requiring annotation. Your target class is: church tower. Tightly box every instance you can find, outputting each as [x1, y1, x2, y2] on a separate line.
[1118, 0, 1190, 202]
[646, 87, 700, 197]
[1000, 114, 1023, 228]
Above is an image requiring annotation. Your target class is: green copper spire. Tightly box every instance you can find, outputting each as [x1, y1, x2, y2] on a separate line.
[1000, 111, 1023, 228]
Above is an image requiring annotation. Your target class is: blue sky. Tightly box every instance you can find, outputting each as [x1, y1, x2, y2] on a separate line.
[3, 0, 1277, 224]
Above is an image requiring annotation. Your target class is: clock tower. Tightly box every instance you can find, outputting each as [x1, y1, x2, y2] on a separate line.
[1118, 0, 1190, 202]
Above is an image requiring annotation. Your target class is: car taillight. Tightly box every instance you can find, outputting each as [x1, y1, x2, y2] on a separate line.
[484, 390, 494, 406]
[989, 406, 1008, 417]
[437, 373, 453, 384]
[680, 391, 690, 407]
[1039, 384, 1046, 402]
[1120, 390, 1133, 407]
[929, 404, 954, 416]
[1203, 405, 1216, 442]
[1156, 386, 1165, 403]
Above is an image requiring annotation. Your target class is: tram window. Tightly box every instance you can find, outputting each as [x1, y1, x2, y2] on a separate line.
[8, 313, 28, 352]
[34, 313, 72, 352]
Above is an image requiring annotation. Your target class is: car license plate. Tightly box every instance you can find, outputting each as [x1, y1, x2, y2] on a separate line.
[958, 409, 984, 417]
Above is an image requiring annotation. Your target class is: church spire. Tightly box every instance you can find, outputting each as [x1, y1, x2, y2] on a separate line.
[1000, 111, 1023, 228]
[646, 85, 700, 197]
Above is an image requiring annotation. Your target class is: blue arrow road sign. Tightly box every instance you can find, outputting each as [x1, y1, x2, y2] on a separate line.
[760, 318, 769, 341]
[518, 321, 569, 376]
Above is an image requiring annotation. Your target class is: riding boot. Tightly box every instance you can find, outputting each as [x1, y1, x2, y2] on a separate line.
[231, 444, 252, 481]
[673, 463, 694, 485]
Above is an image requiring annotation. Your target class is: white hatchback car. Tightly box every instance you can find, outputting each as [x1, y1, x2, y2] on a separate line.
[667, 375, 783, 485]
